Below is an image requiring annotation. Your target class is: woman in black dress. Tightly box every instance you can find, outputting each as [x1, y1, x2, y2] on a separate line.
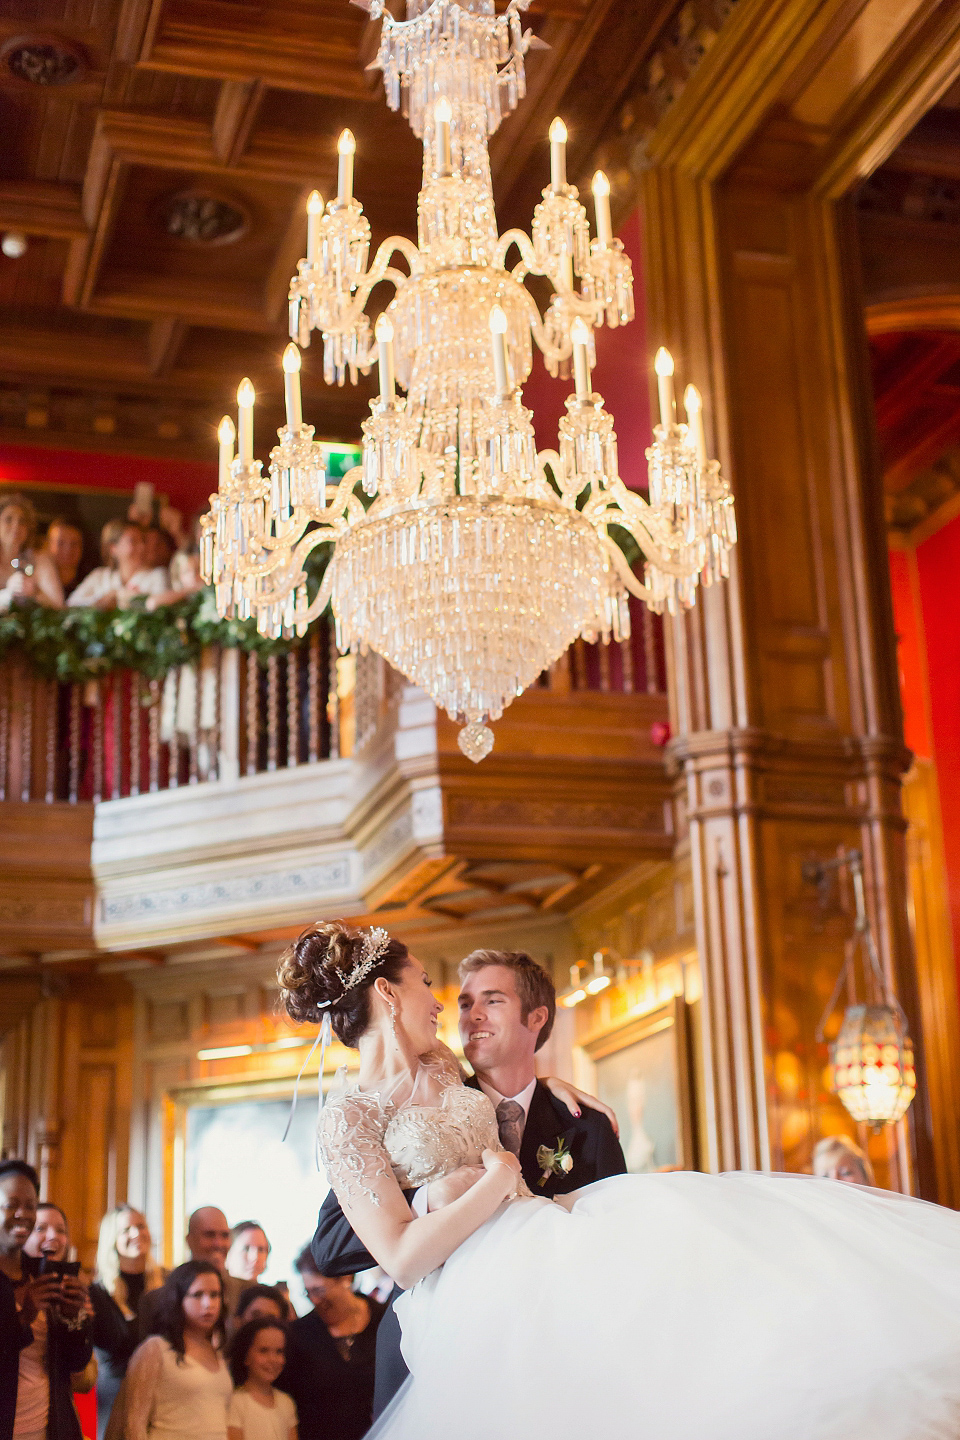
[89, 1207, 164, 1440]
[277, 1248, 383, 1440]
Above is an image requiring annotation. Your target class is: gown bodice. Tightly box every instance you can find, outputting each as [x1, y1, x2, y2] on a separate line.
[317, 1063, 512, 1205]
[383, 1083, 502, 1189]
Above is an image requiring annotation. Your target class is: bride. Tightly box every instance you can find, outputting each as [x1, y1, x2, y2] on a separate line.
[278, 921, 960, 1440]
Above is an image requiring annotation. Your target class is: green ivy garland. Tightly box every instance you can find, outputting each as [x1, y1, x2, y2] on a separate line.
[0, 587, 326, 685]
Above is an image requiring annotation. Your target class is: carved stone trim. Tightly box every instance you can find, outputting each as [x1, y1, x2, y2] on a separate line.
[97, 856, 353, 928]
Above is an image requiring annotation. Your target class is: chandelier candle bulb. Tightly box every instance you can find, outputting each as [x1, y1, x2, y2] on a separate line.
[237, 378, 255, 463]
[217, 416, 235, 489]
[337, 130, 356, 204]
[549, 117, 567, 190]
[435, 98, 453, 175]
[282, 344, 303, 429]
[571, 318, 591, 400]
[592, 171, 612, 247]
[489, 304, 509, 398]
[559, 251, 573, 293]
[654, 347, 676, 426]
[375, 313, 396, 400]
[306, 190, 323, 263]
[684, 384, 707, 464]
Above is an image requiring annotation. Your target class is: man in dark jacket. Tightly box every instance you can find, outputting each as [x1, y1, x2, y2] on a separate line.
[0, 1159, 92, 1440]
[311, 948, 627, 1415]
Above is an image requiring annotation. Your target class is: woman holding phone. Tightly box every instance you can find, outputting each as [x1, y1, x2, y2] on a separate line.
[0, 1161, 92, 1440]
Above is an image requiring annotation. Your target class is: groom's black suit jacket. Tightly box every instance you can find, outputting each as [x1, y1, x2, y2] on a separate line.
[310, 1075, 626, 1416]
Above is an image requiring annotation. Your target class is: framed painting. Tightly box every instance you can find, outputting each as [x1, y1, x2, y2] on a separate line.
[584, 997, 695, 1172]
[165, 1074, 335, 1295]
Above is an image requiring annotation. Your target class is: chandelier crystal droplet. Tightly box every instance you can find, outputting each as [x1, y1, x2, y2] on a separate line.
[199, 0, 737, 761]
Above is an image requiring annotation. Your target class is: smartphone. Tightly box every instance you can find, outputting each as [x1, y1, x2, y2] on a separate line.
[37, 1257, 81, 1278]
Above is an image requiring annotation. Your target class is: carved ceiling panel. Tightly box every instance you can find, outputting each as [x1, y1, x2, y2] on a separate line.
[0, 0, 678, 462]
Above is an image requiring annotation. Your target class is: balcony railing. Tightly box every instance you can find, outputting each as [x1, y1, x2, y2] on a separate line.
[0, 596, 666, 807]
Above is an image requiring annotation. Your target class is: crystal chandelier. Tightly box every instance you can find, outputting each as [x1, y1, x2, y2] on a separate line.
[199, 0, 737, 761]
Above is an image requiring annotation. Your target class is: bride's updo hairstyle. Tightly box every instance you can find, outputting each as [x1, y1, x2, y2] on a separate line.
[277, 920, 410, 1048]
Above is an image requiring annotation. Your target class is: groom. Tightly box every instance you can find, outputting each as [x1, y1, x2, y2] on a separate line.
[309, 947, 626, 1415]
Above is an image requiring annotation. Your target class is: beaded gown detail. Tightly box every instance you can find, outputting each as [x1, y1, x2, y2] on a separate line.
[317, 1060, 960, 1440]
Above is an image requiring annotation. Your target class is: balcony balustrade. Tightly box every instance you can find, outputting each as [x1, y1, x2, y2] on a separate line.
[0, 598, 671, 954]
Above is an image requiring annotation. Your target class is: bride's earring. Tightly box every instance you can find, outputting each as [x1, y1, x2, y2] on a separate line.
[387, 1002, 398, 1037]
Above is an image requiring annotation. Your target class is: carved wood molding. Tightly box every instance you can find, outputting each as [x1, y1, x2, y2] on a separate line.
[137, 0, 374, 99]
[633, 0, 960, 1196]
[866, 292, 960, 333]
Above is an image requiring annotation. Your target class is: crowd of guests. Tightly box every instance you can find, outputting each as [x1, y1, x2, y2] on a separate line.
[0, 1133, 877, 1440]
[0, 1161, 385, 1440]
[0, 492, 204, 616]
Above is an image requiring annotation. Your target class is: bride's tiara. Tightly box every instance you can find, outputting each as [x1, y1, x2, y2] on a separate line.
[318, 926, 391, 1010]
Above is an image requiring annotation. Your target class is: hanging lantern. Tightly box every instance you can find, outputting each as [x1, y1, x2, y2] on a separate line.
[831, 1003, 916, 1128]
[811, 848, 917, 1131]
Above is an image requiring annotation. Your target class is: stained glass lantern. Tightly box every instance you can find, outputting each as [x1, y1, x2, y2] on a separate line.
[811, 848, 917, 1131]
[831, 1003, 916, 1128]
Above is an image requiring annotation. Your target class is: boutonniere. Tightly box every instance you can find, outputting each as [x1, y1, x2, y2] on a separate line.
[536, 1136, 573, 1186]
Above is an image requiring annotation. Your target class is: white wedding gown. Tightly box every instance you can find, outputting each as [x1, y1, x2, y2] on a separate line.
[316, 1060, 960, 1440]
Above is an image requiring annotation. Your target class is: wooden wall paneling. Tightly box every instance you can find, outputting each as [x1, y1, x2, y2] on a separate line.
[631, 0, 960, 1196]
[901, 759, 960, 1208]
[55, 979, 135, 1268]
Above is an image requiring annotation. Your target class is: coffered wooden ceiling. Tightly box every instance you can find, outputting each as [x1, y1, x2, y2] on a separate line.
[0, 0, 680, 462]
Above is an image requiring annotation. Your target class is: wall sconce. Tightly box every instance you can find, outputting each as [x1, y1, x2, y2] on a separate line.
[806, 848, 916, 1129]
[197, 1036, 311, 1062]
[559, 949, 621, 1008]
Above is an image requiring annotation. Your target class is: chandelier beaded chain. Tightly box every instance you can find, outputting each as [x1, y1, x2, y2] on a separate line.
[199, 0, 737, 762]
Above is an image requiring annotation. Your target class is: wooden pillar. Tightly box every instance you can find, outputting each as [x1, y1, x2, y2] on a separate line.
[636, 0, 960, 1200]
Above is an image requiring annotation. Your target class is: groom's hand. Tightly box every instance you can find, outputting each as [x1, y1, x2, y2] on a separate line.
[426, 1165, 486, 1212]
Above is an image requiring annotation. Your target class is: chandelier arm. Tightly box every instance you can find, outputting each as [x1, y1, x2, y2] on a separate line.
[494, 229, 540, 277]
[301, 565, 335, 625]
[290, 524, 339, 574]
[523, 290, 572, 366]
[597, 534, 648, 599]
[310, 243, 419, 345]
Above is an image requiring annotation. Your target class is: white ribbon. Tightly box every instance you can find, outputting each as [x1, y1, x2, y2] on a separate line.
[282, 1009, 333, 1164]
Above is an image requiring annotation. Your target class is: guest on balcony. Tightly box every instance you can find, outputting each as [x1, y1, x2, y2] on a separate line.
[0, 493, 64, 611]
[143, 526, 176, 575]
[41, 518, 86, 596]
[67, 520, 170, 611]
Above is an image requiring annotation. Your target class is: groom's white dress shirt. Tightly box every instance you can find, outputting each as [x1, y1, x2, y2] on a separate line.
[410, 1076, 537, 1217]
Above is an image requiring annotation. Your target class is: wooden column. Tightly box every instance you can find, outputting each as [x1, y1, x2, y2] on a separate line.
[636, 0, 960, 1200]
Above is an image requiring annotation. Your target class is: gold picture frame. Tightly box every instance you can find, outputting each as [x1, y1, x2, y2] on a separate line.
[583, 996, 696, 1172]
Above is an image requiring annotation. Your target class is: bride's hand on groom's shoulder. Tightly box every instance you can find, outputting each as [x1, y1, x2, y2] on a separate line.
[543, 1078, 620, 1137]
[426, 1164, 487, 1212]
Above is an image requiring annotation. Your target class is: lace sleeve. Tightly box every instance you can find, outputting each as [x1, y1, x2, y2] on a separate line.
[317, 1092, 396, 1209]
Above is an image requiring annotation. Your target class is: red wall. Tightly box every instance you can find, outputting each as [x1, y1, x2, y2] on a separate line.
[0, 443, 217, 516]
[521, 208, 653, 491]
[889, 514, 960, 968]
